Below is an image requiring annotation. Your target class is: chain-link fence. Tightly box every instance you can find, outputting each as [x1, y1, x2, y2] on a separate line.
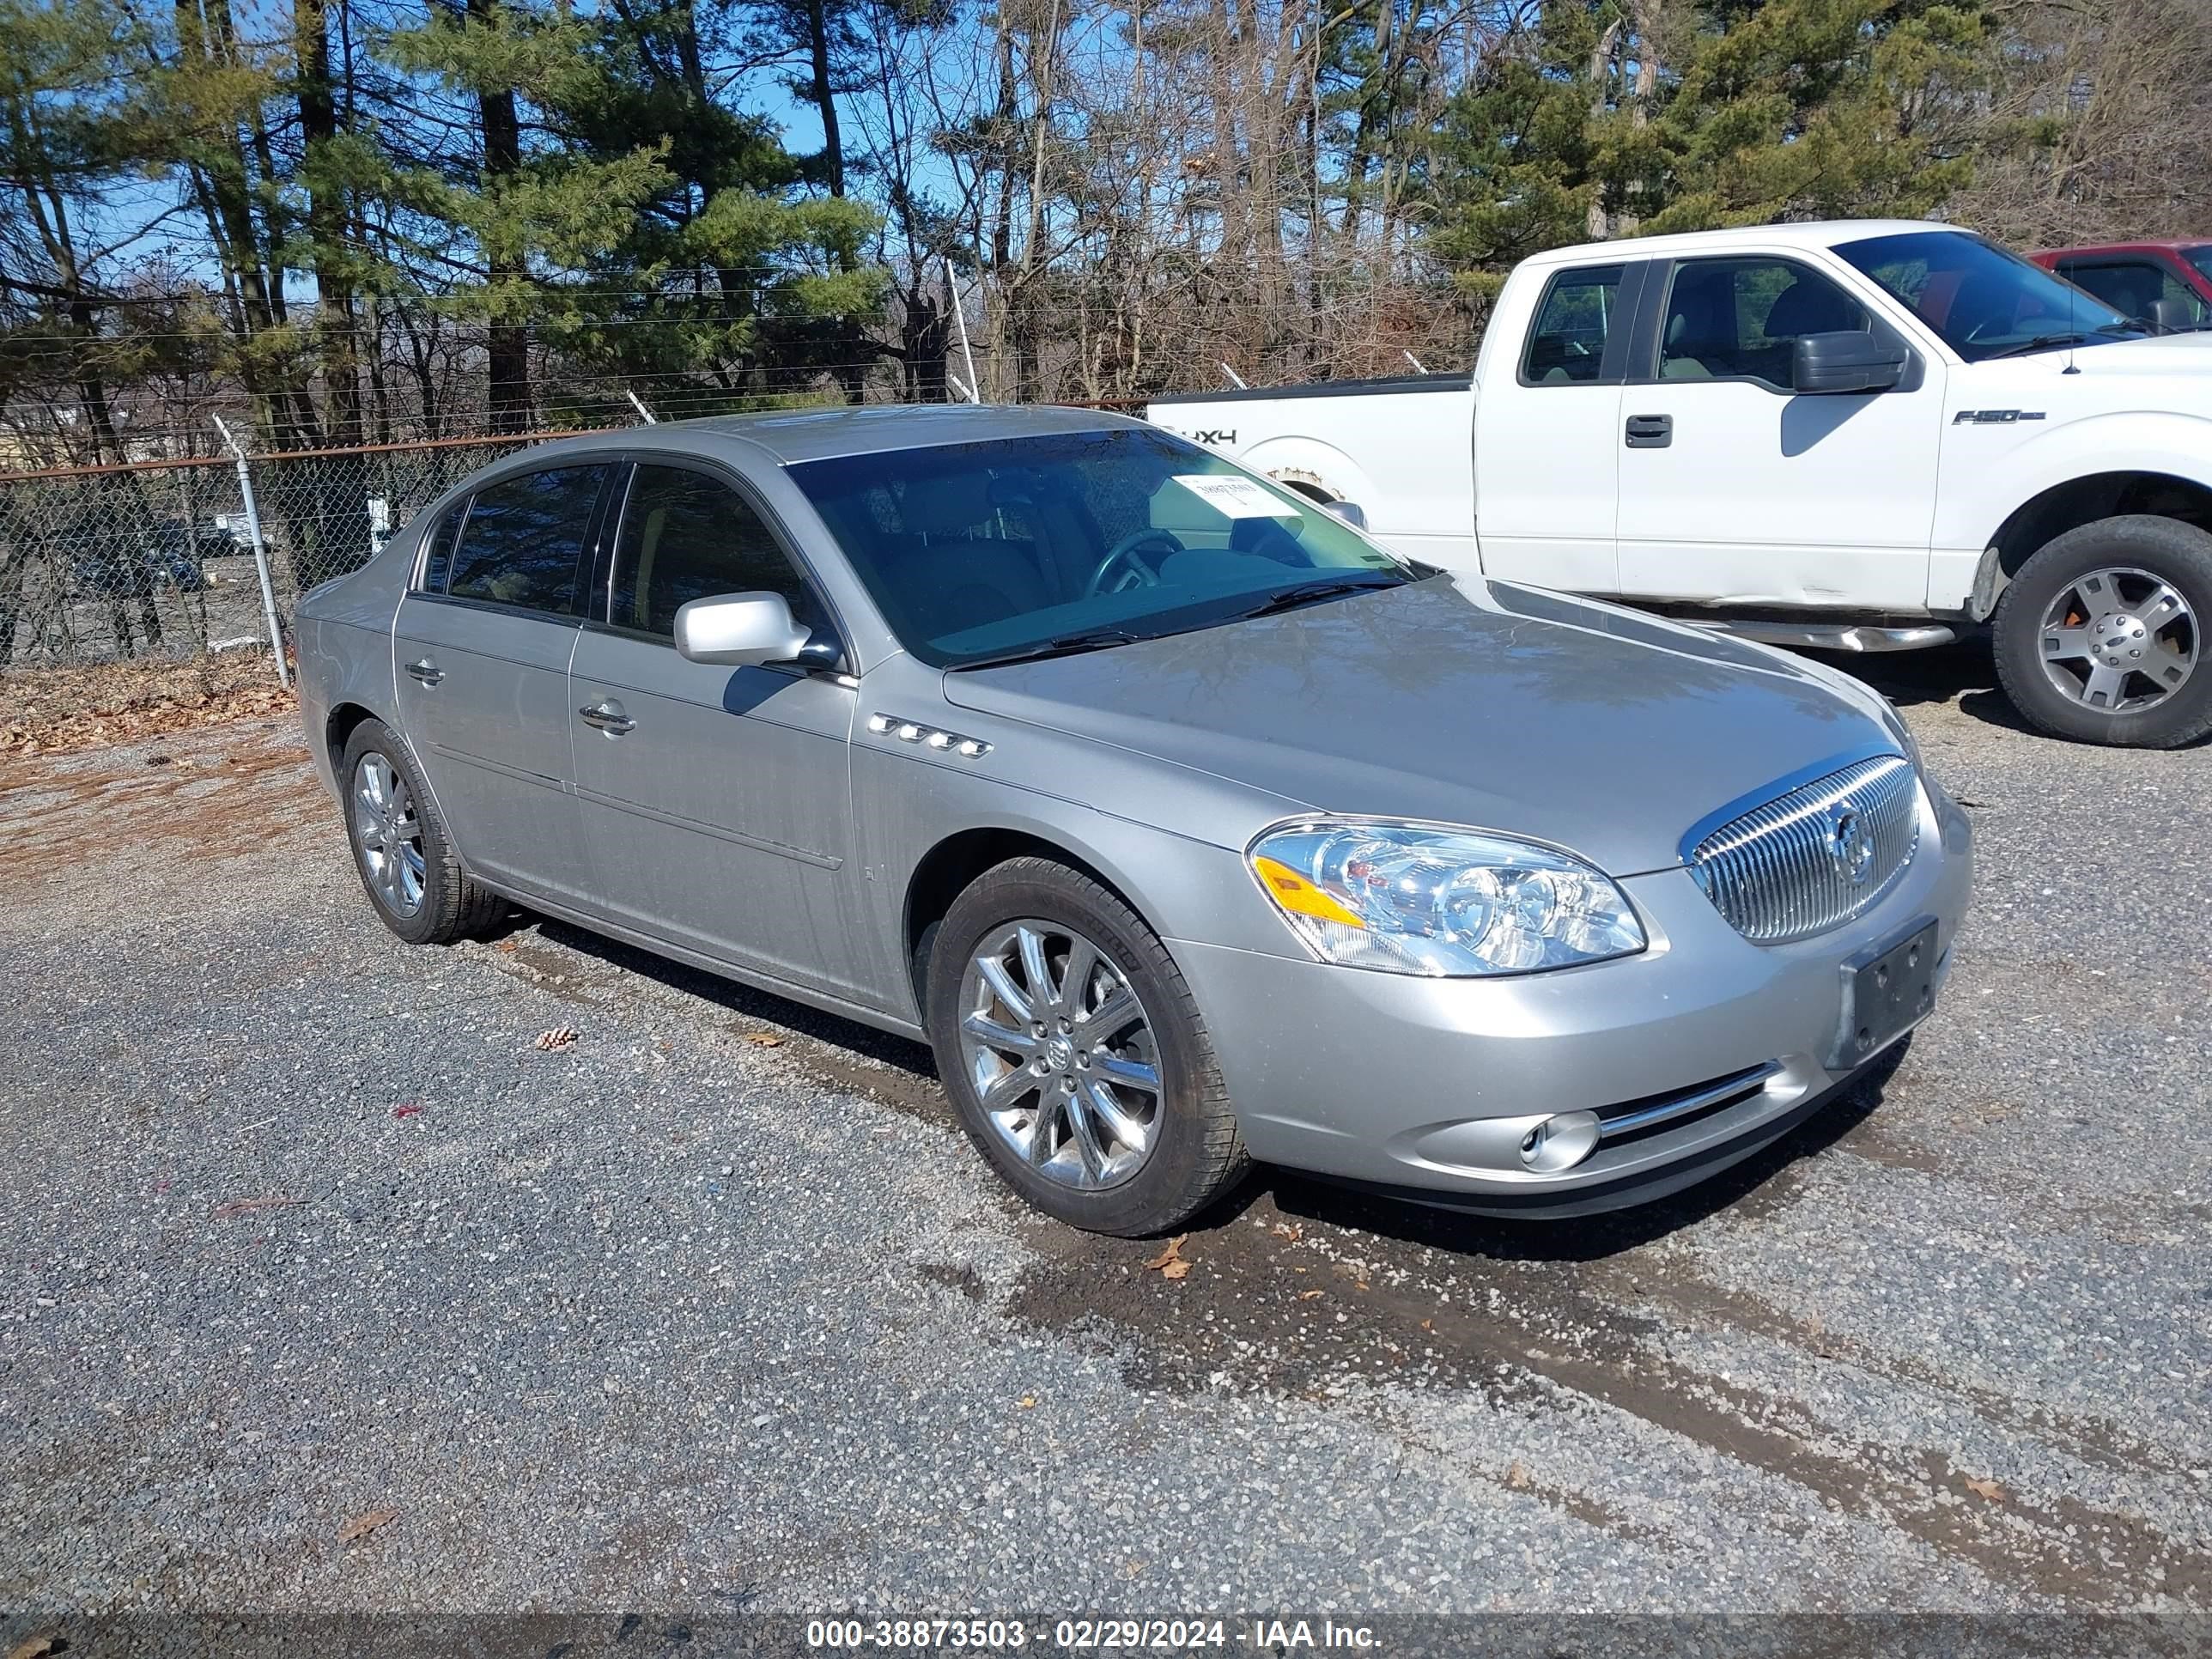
[0, 430, 561, 675]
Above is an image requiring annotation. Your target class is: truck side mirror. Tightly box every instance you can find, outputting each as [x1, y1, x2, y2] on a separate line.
[1792, 331, 1909, 396]
[1322, 500, 1369, 530]
[2150, 296, 2199, 334]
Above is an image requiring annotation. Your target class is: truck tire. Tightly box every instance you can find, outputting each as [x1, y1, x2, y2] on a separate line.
[1991, 515, 2212, 749]
[926, 857, 1248, 1236]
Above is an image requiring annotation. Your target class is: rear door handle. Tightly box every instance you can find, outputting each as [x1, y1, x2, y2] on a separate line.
[1625, 414, 1673, 449]
[579, 702, 635, 736]
[405, 658, 445, 684]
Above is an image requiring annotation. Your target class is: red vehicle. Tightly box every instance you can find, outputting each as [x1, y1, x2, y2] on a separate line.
[2028, 240, 2212, 331]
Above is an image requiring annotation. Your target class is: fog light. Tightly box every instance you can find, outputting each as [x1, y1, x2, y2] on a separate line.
[1518, 1109, 1601, 1173]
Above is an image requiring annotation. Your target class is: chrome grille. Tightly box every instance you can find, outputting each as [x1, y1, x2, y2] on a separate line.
[1689, 755, 1920, 944]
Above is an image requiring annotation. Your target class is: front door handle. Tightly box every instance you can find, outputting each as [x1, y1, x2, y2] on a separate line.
[578, 701, 635, 736]
[405, 658, 445, 685]
[1625, 413, 1674, 449]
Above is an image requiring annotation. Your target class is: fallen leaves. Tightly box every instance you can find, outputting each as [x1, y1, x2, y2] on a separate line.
[742, 1031, 786, 1048]
[392, 1103, 422, 1119]
[1963, 1475, 2006, 1503]
[337, 1505, 400, 1544]
[534, 1026, 579, 1053]
[1297, 1288, 1325, 1301]
[1270, 1222, 1303, 1243]
[1, 653, 296, 759]
[1141, 1236, 1193, 1280]
[9, 1634, 63, 1659]
[1018, 1395, 1037, 1409]
[210, 1195, 303, 1219]
[495, 938, 520, 954]
[1504, 1460, 1532, 1492]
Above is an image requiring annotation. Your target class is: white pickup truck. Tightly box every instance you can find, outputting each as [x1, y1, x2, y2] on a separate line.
[1147, 218, 2212, 748]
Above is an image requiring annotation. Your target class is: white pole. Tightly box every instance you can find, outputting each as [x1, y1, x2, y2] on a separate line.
[213, 416, 290, 690]
[947, 373, 975, 404]
[1403, 350, 1430, 374]
[1219, 362, 1248, 389]
[625, 389, 658, 424]
[945, 258, 981, 403]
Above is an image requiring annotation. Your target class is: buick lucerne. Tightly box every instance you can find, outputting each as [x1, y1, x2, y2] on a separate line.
[296, 406, 1973, 1236]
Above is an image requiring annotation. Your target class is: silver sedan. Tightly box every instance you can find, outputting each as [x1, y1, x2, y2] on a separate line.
[296, 405, 1973, 1236]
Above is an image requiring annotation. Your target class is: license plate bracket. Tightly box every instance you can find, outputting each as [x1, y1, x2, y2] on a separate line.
[1828, 918, 1940, 1072]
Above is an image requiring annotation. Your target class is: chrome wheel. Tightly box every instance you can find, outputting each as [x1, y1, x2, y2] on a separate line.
[352, 752, 426, 918]
[2038, 566, 2197, 712]
[958, 919, 1162, 1190]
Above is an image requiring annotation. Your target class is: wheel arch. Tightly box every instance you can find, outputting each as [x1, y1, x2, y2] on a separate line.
[325, 700, 383, 775]
[902, 827, 1163, 1015]
[1989, 470, 2212, 580]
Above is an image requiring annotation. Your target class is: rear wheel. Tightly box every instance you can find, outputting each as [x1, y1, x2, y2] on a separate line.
[1993, 515, 2211, 748]
[339, 718, 507, 945]
[926, 858, 1247, 1236]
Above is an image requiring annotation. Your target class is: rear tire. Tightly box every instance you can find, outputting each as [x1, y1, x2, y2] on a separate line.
[925, 857, 1248, 1237]
[1992, 515, 2212, 748]
[339, 718, 507, 945]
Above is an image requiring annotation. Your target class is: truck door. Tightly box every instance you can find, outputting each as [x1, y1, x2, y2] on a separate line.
[1471, 260, 1638, 595]
[1613, 253, 1943, 612]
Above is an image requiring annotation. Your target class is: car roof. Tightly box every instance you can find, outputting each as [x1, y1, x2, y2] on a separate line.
[2030, 240, 2212, 258]
[1515, 219, 1965, 268]
[520, 401, 1141, 469]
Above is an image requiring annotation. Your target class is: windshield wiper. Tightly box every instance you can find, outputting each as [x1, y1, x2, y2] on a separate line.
[948, 628, 1151, 671]
[1983, 321, 2146, 360]
[1226, 573, 1407, 620]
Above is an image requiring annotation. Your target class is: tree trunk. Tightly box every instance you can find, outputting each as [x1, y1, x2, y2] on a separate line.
[470, 0, 532, 434]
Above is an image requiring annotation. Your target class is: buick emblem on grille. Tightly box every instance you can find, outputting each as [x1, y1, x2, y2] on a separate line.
[1828, 805, 1875, 885]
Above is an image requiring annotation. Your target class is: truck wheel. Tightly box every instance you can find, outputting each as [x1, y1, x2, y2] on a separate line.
[926, 857, 1249, 1237]
[1992, 515, 2211, 748]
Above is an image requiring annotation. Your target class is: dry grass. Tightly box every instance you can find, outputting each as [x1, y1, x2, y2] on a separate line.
[0, 650, 297, 758]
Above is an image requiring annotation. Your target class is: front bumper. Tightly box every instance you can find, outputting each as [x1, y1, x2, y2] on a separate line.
[1170, 780, 1973, 1217]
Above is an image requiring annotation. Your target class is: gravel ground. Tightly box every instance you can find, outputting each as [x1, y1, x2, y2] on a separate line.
[2, 641, 2209, 1622]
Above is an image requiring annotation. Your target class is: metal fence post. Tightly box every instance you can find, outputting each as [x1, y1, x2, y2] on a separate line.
[212, 416, 291, 690]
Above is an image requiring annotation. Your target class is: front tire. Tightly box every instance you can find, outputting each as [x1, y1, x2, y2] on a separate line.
[339, 719, 507, 945]
[1992, 515, 2211, 748]
[925, 858, 1248, 1237]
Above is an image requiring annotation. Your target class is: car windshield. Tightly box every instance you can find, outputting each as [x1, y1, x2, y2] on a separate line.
[787, 426, 1414, 668]
[1836, 230, 2137, 362]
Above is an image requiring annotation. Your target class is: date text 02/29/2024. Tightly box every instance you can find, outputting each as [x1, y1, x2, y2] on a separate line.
[803, 1618, 1380, 1650]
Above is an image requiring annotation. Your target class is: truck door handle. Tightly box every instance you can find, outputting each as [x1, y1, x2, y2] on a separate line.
[578, 702, 635, 736]
[1625, 414, 1673, 449]
[405, 658, 445, 684]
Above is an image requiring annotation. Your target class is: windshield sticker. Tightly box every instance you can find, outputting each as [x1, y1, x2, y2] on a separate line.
[1170, 474, 1304, 519]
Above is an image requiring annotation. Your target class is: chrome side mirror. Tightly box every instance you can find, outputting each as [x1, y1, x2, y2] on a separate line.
[1322, 499, 1369, 530]
[673, 591, 814, 666]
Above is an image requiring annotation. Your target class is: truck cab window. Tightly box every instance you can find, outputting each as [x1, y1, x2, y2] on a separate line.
[1658, 258, 1868, 389]
[1522, 265, 1626, 385]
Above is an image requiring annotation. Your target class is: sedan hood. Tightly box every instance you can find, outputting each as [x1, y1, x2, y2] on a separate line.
[941, 578, 1899, 875]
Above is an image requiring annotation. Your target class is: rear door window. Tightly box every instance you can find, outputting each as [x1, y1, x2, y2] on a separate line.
[1522, 265, 1626, 385]
[446, 465, 609, 616]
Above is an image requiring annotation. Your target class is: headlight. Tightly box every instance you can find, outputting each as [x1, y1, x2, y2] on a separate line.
[1247, 818, 1646, 977]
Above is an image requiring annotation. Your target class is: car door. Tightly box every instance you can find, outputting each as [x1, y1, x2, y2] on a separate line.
[391, 462, 611, 905]
[1472, 260, 1641, 594]
[567, 459, 872, 1003]
[1613, 253, 1944, 613]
